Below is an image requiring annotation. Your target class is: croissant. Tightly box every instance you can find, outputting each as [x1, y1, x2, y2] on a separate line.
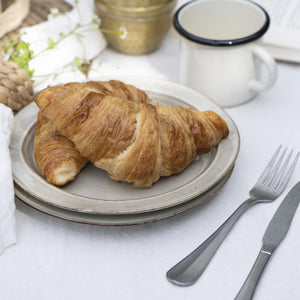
[35, 81, 229, 187]
[34, 80, 150, 186]
[34, 112, 88, 185]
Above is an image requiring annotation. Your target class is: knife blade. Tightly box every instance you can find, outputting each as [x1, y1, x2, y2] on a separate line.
[262, 181, 300, 252]
[235, 181, 300, 300]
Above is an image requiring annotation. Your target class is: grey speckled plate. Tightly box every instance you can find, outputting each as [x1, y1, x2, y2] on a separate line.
[10, 77, 240, 215]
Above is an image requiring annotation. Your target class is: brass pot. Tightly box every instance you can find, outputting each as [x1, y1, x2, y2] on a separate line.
[95, 0, 176, 55]
[99, 0, 170, 7]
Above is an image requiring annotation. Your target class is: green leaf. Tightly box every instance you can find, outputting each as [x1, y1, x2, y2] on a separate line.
[46, 38, 55, 50]
[92, 18, 99, 25]
[75, 33, 84, 38]
[73, 56, 81, 68]
[7, 41, 35, 77]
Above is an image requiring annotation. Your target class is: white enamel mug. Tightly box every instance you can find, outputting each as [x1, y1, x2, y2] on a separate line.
[174, 0, 277, 107]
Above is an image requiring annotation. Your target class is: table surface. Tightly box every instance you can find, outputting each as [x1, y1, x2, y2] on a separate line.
[1, 6, 300, 300]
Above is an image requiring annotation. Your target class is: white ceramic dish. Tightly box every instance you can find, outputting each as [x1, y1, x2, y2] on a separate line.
[14, 167, 233, 225]
[10, 77, 240, 215]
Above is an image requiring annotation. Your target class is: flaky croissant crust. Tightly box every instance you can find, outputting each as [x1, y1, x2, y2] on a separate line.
[34, 112, 88, 186]
[34, 80, 151, 186]
[35, 80, 229, 187]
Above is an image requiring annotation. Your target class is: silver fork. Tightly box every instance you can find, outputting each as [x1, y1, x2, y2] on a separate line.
[166, 145, 299, 286]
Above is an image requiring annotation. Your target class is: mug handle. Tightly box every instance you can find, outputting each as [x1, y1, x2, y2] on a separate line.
[248, 45, 278, 93]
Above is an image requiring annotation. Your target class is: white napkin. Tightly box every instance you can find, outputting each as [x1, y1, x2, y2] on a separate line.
[0, 104, 16, 255]
[20, 0, 107, 91]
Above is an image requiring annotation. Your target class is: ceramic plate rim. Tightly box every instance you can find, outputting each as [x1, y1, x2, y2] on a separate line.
[14, 167, 234, 226]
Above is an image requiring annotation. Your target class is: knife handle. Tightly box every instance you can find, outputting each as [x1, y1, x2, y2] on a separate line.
[235, 247, 272, 300]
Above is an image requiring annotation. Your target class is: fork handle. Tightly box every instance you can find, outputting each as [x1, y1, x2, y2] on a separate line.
[166, 197, 258, 286]
[235, 247, 272, 300]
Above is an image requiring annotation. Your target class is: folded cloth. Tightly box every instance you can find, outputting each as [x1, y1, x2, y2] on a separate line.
[20, 0, 107, 91]
[0, 104, 16, 255]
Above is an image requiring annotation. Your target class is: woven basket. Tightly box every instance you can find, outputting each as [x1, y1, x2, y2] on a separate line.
[0, 58, 33, 113]
[0, 0, 72, 41]
[0, 0, 30, 38]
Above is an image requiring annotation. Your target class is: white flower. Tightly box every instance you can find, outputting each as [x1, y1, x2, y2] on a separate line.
[119, 27, 128, 40]
[48, 8, 60, 20]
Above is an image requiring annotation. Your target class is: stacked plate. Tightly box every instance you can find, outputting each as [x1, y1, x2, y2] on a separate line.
[10, 78, 240, 225]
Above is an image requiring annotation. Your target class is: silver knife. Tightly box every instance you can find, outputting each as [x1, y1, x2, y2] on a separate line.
[235, 181, 300, 300]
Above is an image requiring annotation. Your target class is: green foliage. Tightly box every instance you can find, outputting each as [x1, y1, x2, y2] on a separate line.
[73, 56, 81, 68]
[46, 38, 56, 50]
[73, 56, 90, 72]
[4, 40, 35, 77]
[0, 0, 125, 79]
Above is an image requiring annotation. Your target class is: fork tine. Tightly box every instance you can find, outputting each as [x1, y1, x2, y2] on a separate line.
[276, 152, 299, 193]
[265, 146, 288, 186]
[271, 148, 293, 188]
[256, 145, 282, 185]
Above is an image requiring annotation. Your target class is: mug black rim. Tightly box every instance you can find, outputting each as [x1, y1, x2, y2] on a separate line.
[173, 0, 270, 46]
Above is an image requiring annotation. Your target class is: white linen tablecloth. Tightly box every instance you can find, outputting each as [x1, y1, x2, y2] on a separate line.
[1, 10, 300, 300]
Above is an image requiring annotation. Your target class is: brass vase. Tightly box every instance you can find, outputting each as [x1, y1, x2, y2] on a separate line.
[95, 0, 176, 55]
